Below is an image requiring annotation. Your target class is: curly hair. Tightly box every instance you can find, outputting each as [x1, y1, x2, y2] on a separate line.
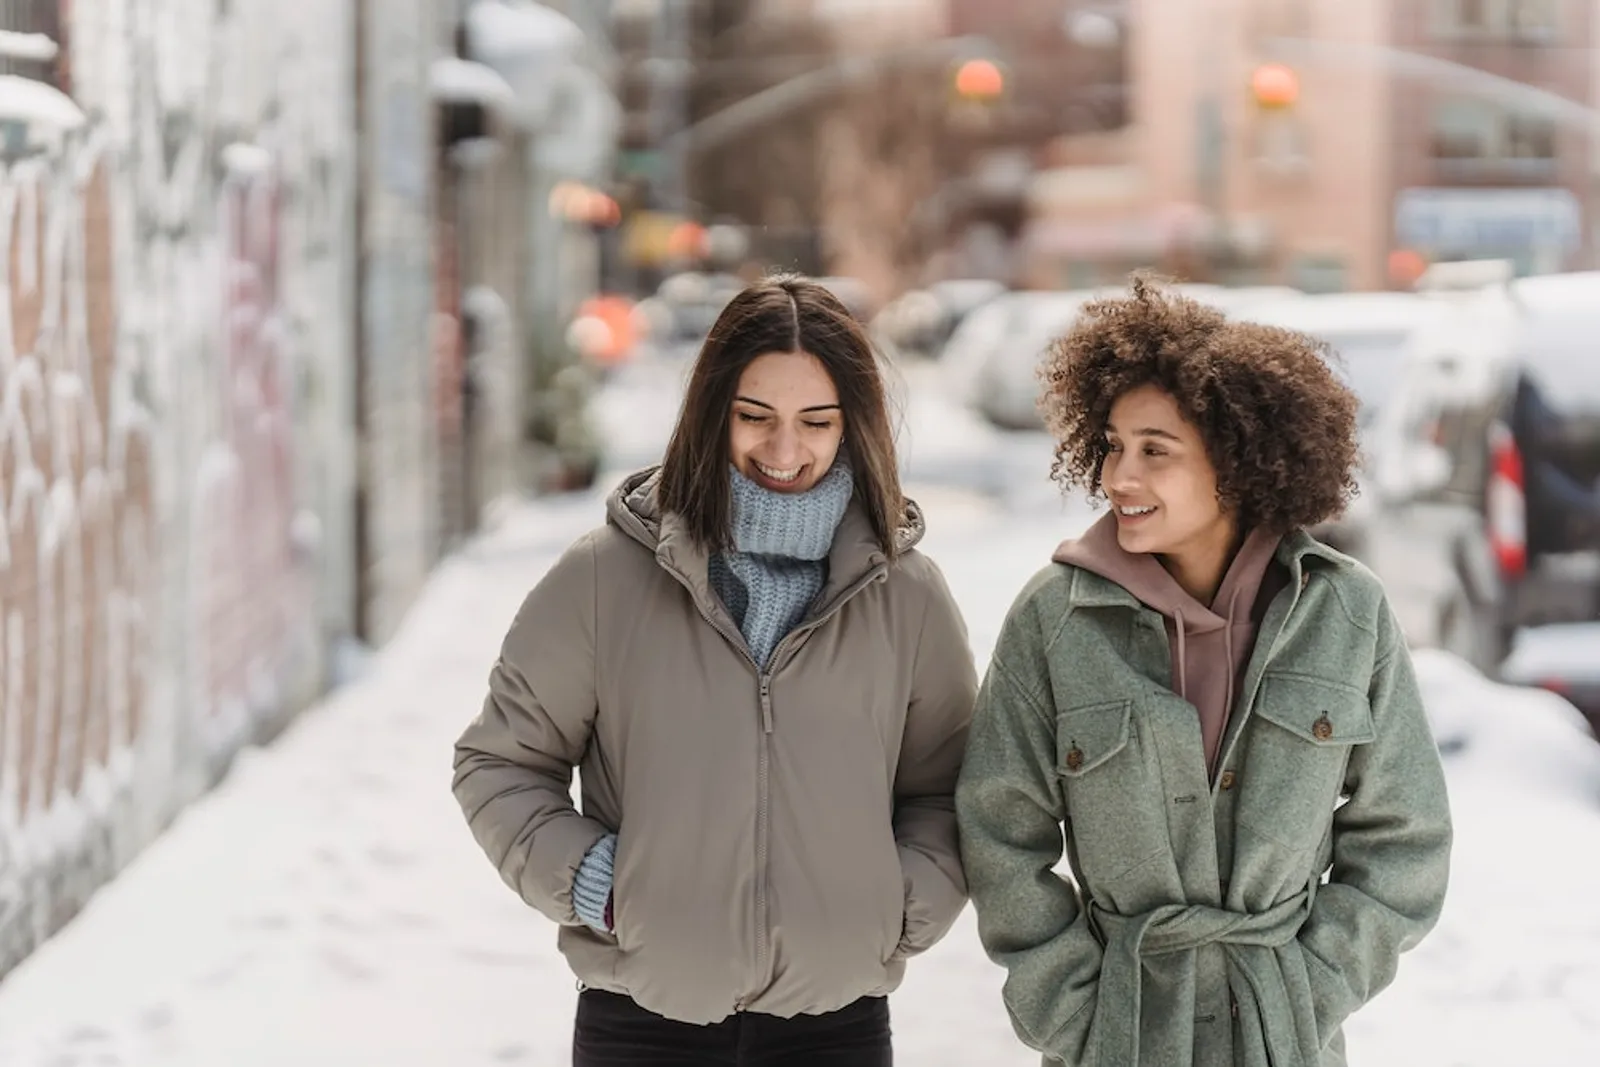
[1038, 276, 1361, 533]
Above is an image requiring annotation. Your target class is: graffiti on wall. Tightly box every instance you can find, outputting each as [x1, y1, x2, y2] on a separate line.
[0, 0, 355, 971]
[0, 150, 155, 892]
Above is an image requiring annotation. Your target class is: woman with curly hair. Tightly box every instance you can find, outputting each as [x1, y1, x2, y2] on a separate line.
[955, 278, 1451, 1067]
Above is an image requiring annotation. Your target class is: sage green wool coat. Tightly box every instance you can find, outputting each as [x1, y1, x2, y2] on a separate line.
[955, 532, 1452, 1067]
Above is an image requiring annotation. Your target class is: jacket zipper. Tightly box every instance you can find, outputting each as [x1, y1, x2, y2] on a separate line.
[664, 559, 888, 1011]
[754, 675, 773, 1003]
[661, 573, 764, 1010]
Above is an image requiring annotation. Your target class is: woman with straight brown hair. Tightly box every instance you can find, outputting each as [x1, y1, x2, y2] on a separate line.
[453, 274, 978, 1066]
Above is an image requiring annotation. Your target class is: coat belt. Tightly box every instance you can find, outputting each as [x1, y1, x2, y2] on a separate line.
[1087, 890, 1322, 1067]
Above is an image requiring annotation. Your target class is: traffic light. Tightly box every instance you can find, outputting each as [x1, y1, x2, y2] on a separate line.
[1249, 63, 1299, 110]
[953, 58, 1005, 103]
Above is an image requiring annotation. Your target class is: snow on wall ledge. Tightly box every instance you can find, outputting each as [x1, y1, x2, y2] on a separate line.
[0, 0, 355, 976]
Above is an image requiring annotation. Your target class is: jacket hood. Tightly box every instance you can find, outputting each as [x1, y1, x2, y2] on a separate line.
[1051, 512, 1281, 635]
[605, 465, 926, 618]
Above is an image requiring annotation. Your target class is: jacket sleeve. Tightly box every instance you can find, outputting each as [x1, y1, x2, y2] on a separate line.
[955, 635, 1103, 1064]
[890, 557, 979, 960]
[1296, 599, 1453, 1045]
[452, 532, 613, 926]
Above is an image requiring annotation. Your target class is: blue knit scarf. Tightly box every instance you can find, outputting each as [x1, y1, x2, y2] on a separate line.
[708, 458, 855, 669]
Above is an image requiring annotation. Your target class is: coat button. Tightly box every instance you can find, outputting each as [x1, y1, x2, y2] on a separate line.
[1219, 770, 1236, 790]
[1065, 745, 1084, 771]
[1312, 714, 1334, 740]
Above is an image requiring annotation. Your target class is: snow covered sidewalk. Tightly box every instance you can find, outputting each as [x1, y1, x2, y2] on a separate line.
[1, 480, 1599, 1066]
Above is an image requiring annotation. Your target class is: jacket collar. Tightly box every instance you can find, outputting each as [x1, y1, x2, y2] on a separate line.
[605, 465, 920, 620]
[1066, 526, 1346, 610]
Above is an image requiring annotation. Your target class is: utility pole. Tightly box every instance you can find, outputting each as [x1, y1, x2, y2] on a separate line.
[1195, 3, 1229, 282]
[647, 0, 692, 215]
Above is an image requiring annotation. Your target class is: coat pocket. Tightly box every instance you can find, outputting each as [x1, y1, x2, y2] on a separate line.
[1056, 699, 1133, 777]
[1240, 673, 1375, 850]
[1055, 700, 1165, 886]
[1254, 673, 1376, 747]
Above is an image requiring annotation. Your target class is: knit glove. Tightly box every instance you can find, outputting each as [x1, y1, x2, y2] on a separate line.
[572, 833, 617, 933]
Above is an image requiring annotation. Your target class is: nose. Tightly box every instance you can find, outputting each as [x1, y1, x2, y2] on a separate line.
[766, 423, 801, 466]
[1103, 452, 1138, 495]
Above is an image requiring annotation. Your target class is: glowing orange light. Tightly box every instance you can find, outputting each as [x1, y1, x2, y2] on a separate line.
[954, 59, 1004, 101]
[1388, 248, 1429, 287]
[1250, 63, 1300, 109]
[666, 221, 708, 261]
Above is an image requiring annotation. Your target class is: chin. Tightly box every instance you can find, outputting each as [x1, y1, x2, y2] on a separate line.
[1114, 524, 1165, 555]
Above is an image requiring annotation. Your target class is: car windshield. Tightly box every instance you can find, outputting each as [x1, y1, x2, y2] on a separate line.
[1519, 310, 1600, 416]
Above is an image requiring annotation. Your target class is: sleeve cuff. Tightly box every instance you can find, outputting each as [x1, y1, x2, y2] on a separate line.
[572, 833, 617, 932]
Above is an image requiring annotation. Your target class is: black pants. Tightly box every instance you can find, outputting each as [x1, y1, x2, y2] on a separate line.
[573, 989, 892, 1067]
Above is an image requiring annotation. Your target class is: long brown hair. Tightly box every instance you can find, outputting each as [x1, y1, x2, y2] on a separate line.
[657, 274, 906, 557]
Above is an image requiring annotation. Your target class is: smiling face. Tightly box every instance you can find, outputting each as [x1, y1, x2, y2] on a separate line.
[1103, 383, 1240, 599]
[729, 350, 845, 493]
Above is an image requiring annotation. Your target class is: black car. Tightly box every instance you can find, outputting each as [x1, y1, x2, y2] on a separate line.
[1362, 271, 1600, 722]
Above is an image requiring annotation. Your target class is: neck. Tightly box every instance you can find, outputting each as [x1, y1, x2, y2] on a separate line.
[1158, 522, 1245, 606]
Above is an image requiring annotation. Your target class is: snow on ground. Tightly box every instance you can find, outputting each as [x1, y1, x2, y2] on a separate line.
[1, 366, 1599, 1065]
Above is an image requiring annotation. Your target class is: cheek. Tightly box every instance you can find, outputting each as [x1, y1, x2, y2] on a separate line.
[1164, 466, 1223, 524]
[815, 429, 844, 466]
[728, 421, 758, 460]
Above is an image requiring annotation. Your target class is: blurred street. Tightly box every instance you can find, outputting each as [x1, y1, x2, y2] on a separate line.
[5, 0, 1600, 1064]
[0, 365, 1598, 1066]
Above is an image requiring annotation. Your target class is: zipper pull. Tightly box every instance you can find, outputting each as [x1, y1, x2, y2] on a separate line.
[759, 678, 773, 733]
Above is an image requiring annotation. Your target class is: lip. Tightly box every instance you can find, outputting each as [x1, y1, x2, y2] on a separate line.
[750, 462, 807, 493]
[1113, 504, 1158, 525]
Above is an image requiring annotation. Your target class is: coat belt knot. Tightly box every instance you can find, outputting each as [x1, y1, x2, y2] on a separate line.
[1088, 891, 1323, 1067]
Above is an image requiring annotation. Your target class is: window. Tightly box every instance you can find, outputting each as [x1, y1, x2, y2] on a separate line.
[1432, 0, 1560, 40]
[1430, 98, 1557, 176]
[1508, 0, 1560, 39]
[1456, 0, 1490, 28]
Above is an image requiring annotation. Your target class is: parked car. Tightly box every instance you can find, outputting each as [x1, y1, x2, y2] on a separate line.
[938, 289, 1097, 428]
[1362, 269, 1600, 677]
[1228, 290, 1447, 556]
[955, 284, 1303, 433]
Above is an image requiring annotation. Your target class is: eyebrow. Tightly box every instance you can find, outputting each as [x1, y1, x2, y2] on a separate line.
[1105, 423, 1183, 442]
[735, 396, 842, 413]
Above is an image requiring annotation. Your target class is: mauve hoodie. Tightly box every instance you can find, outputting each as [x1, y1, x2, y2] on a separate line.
[1053, 512, 1286, 777]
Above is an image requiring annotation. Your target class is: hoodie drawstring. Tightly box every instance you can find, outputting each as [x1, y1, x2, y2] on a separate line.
[1176, 588, 1244, 779]
[1173, 609, 1189, 705]
[1216, 586, 1243, 777]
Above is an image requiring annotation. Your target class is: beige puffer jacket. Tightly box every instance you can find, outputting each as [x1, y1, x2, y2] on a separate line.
[453, 467, 978, 1023]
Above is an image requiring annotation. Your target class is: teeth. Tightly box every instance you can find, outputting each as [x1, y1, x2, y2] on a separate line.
[1119, 505, 1155, 515]
[755, 462, 801, 483]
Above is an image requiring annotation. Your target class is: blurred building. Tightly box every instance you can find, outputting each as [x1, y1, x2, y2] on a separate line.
[1388, 0, 1591, 280]
[806, 0, 952, 301]
[1023, 0, 1595, 291]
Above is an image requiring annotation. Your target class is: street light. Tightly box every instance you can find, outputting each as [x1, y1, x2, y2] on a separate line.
[1250, 63, 1300, 110]
[953, 58, 1005, 102]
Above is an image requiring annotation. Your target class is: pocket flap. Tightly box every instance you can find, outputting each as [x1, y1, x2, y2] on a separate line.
[1256, 673, 1376, 746]
[1056, 700, 1133, 776]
